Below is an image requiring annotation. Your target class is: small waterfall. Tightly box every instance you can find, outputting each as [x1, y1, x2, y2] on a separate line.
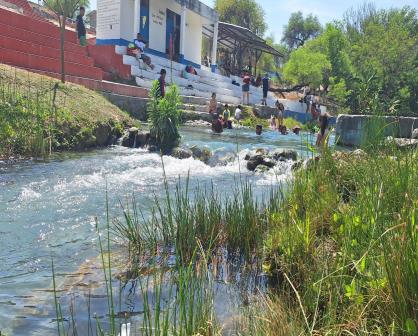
[132, 134, 137, 148]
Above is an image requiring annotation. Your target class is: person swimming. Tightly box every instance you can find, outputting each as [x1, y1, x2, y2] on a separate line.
[256, 124, 263, 135]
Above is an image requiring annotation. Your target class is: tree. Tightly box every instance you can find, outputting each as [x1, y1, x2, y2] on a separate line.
[43, 0, 89, 83]
[282, 12, 322, 50]
[214, 0, 267, 36]
[283, 47, 331, 88]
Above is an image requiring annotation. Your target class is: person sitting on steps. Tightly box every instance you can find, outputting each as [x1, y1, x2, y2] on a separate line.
[129, 33, 155, 70]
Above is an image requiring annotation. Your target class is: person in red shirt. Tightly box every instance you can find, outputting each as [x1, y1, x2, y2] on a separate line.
[242, 73, 251, 105]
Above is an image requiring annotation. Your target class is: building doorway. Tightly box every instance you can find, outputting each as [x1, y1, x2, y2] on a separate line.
[166, 9, 181, 61]
[140, 0, 149, 42]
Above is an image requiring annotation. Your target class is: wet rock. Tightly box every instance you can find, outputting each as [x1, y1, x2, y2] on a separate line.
[255, 148, 269, 156]
[262, 158, 276, 168]
[412, 128, 418, 139]
[291, 160, 304, 171]
[190, 145, 212, 163]
[207, 151, 236, 167]
[254, 164, 270, 173]
[136, 131, 151, 148]
[247, 154, 265, 171]
[148, 145, 158, 152]
[270, 149, 298, 161]
[171, 147, 193, 159]
[94, 123, 111, 146]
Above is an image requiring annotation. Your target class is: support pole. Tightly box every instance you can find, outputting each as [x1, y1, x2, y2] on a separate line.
[133, 0, 140, 38]
[179, 5, 187, 63]
[211, 20, 218, 72]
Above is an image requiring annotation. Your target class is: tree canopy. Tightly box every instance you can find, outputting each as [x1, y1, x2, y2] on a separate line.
[214, 0, 267, 37]
[282, 5, 418, 116]
[282, 12, 322, 50]
[42, 0, 89, 19]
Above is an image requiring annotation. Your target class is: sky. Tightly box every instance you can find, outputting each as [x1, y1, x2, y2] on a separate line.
[89, 0, 418, 42]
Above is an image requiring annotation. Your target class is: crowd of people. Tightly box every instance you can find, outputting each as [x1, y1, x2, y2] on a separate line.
[207, 88, 330, 146]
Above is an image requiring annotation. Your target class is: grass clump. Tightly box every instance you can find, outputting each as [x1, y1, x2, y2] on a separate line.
[264, 145, 418, 334]
[0, 65, 133, 158]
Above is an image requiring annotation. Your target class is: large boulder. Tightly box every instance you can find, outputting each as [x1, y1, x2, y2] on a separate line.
[171, 147, 193, 159]
[247, 154, 266, 171]
[254, 164, 270, 174]
[190, 145, 212, 163]
[270, 149, 298, 161]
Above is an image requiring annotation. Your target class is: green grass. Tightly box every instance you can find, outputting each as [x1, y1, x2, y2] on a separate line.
[0, 64, 135, 158]
[51, 126, 417, 335]
[263, 145, 417, 334]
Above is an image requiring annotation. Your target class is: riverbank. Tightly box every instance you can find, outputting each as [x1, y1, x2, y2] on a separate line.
[0, 64, 136, 159]
[44, 141, 416, 335]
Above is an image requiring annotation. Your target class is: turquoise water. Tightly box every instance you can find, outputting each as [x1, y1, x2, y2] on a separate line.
[0, 126, 325, 335]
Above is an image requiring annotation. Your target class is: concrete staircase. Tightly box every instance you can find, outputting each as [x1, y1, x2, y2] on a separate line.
[0, 7, 104, 80]
[118, 46, 277, 107]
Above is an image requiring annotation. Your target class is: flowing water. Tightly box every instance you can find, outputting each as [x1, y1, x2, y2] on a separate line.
[0, 126, 326, 335]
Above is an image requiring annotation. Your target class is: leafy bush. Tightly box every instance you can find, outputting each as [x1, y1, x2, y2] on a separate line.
[148, 81, 182, 154]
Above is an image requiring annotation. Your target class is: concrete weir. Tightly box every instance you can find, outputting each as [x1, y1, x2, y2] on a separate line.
[335, 114, 418, 146]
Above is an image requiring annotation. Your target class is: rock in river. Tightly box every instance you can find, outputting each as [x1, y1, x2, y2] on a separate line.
[270, 149, 298, 161]
[246, 154, 265, 171]
[171, 147, 193, 159]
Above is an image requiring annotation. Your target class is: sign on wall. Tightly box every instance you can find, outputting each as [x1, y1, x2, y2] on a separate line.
[152, 9, 165, 26]
[97, 0, 121, 38]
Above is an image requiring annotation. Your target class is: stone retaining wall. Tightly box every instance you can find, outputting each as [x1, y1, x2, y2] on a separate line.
[335, 114, 418, 146]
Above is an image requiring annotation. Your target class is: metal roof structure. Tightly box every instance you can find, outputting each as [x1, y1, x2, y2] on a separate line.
[203, 22, 283, 57]
[174, 0, 219, 21]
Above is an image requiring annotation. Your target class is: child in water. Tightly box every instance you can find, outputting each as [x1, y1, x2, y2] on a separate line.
[270, 115, 277, 130]
[256, 124, 263, 135]
[222, 104, 230, 128]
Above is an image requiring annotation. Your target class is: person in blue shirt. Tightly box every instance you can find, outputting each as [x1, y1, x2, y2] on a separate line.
[76, 7, 86, 46]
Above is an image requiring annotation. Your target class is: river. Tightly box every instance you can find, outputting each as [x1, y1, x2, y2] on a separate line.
[0, 126, 323, 335]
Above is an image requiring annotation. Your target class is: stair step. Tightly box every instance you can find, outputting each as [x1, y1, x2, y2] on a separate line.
[0, 7, 78, 43]
[0, 35, 94, 66]
[0, 22, 86, 55]
[0, 47, 103, 80]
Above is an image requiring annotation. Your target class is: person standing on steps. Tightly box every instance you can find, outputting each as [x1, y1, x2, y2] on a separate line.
[262, 73, 270, 106]
[76, 6, 87, 46]
[157, 69, 166, 98]
[242, 73, 251, 105]
[208, 93, 218, 115]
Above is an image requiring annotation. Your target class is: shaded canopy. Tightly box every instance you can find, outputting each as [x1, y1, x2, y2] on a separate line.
[203, 22, 283, 57]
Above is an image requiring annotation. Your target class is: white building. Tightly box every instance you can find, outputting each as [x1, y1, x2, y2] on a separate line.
[96, 0, 219, 70]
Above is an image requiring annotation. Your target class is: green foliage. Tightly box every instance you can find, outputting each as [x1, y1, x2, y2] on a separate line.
[148, 81, 182, 154]
[283, 47, 331, 88]
[214, 0, 267, 36]
[42, 0, 89, 18]
[282, 5, 418, 116]
[282, 11, 322, 50]
[266, 147, 418, 334]
[0, 65, 131, 158]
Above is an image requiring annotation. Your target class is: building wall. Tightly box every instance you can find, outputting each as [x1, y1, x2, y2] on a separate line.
[97, 0, 207, 66]
[148, 0, 181, 55]
[97, 0, 121, 41]
[184, 9, 202, 66]
[120, 0, 135, 42]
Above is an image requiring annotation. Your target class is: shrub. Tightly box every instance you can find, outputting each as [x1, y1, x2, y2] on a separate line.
[148, 81, 182, 154]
